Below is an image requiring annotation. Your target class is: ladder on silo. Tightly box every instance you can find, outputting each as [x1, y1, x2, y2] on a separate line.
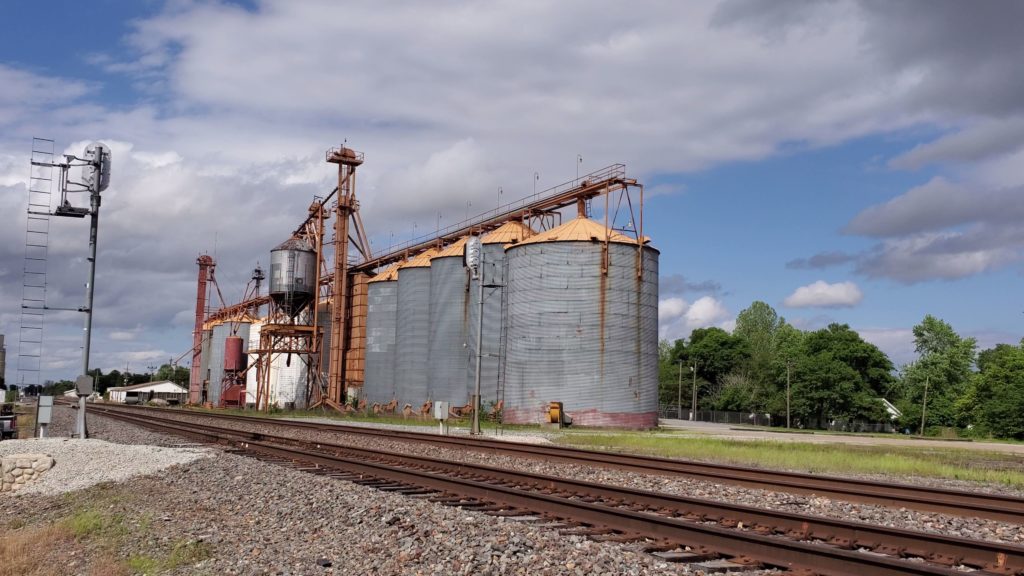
[17, 138, 56, 390]
[494, 259, 510, 435]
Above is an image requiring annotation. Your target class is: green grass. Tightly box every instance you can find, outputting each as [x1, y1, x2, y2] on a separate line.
[61, 508, 128, 539]
[128, 540, 212, 574]
[557, 433, 1024, 488]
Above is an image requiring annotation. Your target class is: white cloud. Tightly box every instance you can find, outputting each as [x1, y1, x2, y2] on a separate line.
[857, 327, 915, 367]
[3, 1, 1024, 380]
[783, 280, 863, 308]
[659, 296, 731, 340]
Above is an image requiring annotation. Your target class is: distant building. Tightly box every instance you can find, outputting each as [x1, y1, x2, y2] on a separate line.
[880, 398, 902, 420]
[107, 381, 188, 405]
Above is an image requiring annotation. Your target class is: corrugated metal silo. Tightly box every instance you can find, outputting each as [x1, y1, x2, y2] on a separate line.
[503, 216, 659, 428]
[363, 264, 400, 404]
[428, 238, 469, 406]
[208, 322, 251, 406]
[394, 248, 439, 409]
[466, 222, 533, 409]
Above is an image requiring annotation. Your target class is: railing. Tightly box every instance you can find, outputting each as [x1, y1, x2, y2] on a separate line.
[374, 164, 627, 260]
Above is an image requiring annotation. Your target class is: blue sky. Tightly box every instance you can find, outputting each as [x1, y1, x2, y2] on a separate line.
[1, 0, 1023, 383]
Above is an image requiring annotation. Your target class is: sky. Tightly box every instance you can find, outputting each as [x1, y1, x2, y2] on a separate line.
[1, 0, 1022, 384]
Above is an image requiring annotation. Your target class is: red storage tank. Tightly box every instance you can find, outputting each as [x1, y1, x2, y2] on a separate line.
[224, 336, 245, 371]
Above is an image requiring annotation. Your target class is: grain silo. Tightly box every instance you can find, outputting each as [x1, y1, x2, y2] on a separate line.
[207, 321, 251, 406]
[363, 264, 400, 404]
[428, 238, 470, 407]
[466, 221, 533, 409]
[503, 215, 659, 428]
[394, 248, 439, 409]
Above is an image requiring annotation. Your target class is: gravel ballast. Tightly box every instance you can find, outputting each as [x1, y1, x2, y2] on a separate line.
[0, 437, 211, 497]
[120, 407, 1024, 546]
[3, 405, 774, 575]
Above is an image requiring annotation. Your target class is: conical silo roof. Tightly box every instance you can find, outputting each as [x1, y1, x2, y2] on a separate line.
[433, 237, 467, 258]
[398, 247, 440, 269]
[367, 263, 400, 283]
[482, 221, 533, 245]
[512, 215, 645, 247]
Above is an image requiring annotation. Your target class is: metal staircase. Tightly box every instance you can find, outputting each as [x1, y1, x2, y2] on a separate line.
[17, 138, 55, 389]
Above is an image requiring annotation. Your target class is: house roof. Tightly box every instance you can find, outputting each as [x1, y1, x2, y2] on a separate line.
[107, 380, 188, 393]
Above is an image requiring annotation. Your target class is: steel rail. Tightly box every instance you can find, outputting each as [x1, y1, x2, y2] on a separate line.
[90, 403, 1024, 524]
[89, 407, 986, 576]
[91, 407, 1023, 575]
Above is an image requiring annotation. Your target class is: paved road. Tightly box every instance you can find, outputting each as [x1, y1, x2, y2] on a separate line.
[658, 418, 1024, 454]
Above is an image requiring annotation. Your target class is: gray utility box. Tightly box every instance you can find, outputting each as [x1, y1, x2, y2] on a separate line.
[37, 396, 53, 425]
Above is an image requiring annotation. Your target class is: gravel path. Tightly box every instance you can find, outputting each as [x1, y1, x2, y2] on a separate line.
[122, 407, 1024, 546]
[0, 405, 783, 575]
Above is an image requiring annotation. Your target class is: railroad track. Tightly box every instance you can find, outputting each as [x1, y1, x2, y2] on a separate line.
[87, 403, 1024, 524]
[88, 404, 1023, 576]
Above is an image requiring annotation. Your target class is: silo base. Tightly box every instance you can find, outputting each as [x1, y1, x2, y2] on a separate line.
[503, 407, 657, 430]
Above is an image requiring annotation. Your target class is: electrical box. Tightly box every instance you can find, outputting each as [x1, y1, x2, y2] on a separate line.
[75, 375, 94, 396]
[37, 396, 53, 425]
[433, 401, 450, 421]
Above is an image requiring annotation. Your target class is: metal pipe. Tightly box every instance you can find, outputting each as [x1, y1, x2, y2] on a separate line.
[471, 246, 485, 435]
[78, 179, 101, 439]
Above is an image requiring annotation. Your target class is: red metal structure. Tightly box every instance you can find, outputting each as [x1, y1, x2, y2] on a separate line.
[189, 255, 215, 404]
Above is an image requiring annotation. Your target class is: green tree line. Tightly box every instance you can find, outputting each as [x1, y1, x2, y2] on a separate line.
[8, 364, 189, 398]
[659, 301, 1024, 439]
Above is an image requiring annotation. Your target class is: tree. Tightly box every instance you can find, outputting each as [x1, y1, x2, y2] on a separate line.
[970, 343, 1024, 438]
[896, 315, 976, 432]
[801, 323, 894, 397]
[734, 301, 788, 412]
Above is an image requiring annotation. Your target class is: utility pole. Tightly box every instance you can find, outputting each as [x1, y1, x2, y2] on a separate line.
[786, 360, 792, 429]
[77, 143, 110, 439]
[920, 374, 930, 435]
[468, 236, 484, 435]
[676, 359, 683, 420]
[690, 359, 698, 422]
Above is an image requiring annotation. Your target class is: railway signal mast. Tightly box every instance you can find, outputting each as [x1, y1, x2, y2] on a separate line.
[24, 140, 112, 438]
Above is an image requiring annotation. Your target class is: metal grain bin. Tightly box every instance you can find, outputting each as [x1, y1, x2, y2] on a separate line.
[394, 248, 439, 409]
[503, 216, 659, 428]
[428, 238, 470, 407]
[363, 264, 400, 404]
[466, 222, 533, 410]
[208, 322, 250, 406]
[269, 237, 317, 317]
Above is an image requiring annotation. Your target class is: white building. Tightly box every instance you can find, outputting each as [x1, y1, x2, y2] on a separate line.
[107, 381, 188, 405]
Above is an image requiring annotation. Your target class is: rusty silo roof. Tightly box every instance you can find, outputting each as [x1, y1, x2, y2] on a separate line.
[398, 247, 440, 269]
[512, 215, 647, 247]
[367, 262, 400, 283]
[433, 236, 468, 258]
[482, 221, 533, 245]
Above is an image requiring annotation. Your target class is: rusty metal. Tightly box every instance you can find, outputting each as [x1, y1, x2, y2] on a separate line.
[189, 255, 215, 404]
[323, 146, 365, 408]
[91, 405, 1015, 576]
